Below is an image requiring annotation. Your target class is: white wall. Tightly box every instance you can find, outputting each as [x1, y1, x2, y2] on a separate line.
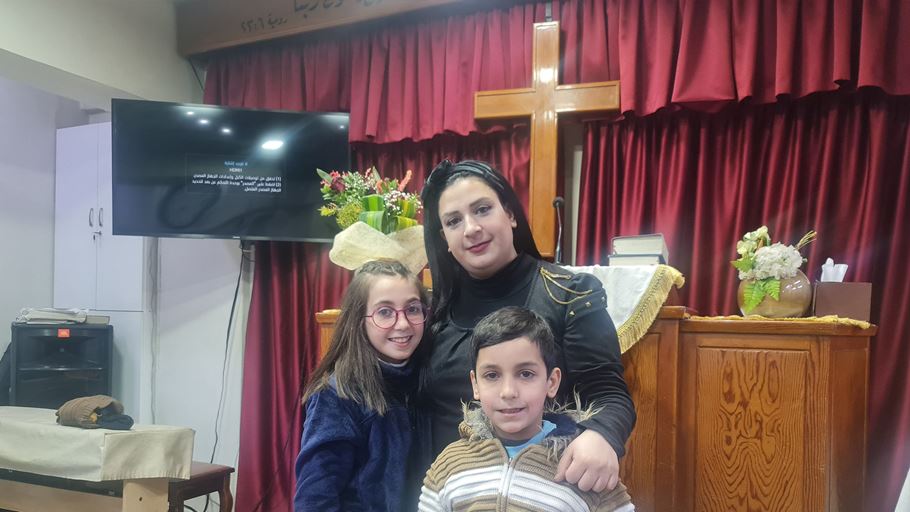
[0, 2, 246, 503]
[0, 76, 87, 351]
[0, 0, 202, 108]
[155, 238, 250, 476]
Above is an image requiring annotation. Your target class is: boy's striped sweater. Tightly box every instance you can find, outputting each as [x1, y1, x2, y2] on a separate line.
[418, 406, 634, 512]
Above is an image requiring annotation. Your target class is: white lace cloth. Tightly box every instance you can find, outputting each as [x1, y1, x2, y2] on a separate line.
[563, 264, 685, 352]
[565, 265, 662, 326]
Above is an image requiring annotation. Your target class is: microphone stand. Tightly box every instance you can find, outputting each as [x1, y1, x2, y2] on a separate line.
[553, 197, 564, 265]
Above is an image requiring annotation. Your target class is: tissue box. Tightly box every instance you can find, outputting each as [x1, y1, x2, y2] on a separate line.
[812, 282, 872, 321]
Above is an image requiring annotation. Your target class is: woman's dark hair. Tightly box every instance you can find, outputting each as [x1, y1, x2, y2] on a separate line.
[420, 160, 540, 329]
[302, 259, 429, 415]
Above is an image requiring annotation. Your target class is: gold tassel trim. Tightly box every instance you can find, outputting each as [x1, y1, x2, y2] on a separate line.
[615, 265, 686, 353]
[689, 314, 871, 329]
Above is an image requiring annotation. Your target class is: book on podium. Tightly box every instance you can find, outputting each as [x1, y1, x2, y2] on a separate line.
[610, 234, 669, 265]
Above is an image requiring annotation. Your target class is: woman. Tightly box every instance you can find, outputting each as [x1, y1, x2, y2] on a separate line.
[419, 159, 635, 493]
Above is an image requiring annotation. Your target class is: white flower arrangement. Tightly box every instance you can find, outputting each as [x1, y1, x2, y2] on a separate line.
[732, 226, 816, 313]
[739, 243, 804, 280]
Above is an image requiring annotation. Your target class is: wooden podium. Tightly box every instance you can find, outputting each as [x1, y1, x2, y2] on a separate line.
[315, 307, 875, 512]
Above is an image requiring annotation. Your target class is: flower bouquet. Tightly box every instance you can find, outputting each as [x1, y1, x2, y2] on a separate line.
[317, 168, 427, 274]
[317, 167, 421, 234]
[731, 226, 817, 316]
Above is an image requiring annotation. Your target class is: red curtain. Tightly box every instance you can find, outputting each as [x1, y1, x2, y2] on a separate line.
[204, 0, 910, 127]
[576, 88, 910, 512]
[607, 0, 910, 116]
[203, 5, 541, 509]
[348, 3, 549, 142]
[203, 37, 353, 113]
[352, 129, 531, 204]
[201, 0, 910, 509]
[204, 3, 549, 144]
[240, 244, 350, 512]
[233, 135, 529, 511]
[203, 0, 910, 128]
[204, 34, 357, 512]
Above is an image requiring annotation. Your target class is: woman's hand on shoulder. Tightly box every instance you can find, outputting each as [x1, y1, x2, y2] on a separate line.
[554, 429, 619, 493]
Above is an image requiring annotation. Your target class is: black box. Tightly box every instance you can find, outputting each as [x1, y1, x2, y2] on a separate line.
[10, 323, 112, 409]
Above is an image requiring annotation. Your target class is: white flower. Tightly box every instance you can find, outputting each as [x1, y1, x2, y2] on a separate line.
[750, 243, 803, 280]
[744, 225, 769, 243]
[737, 240, 756, 256]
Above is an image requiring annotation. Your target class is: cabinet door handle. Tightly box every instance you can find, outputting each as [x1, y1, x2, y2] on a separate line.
[99, 207, 104, 227]
[89, 208, 94, 227]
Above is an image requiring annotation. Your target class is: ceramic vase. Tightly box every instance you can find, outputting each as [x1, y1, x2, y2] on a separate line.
[737, 270, 812, 317]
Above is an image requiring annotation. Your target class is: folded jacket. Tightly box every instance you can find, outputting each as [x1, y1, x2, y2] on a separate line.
[56, 395, 133, 430]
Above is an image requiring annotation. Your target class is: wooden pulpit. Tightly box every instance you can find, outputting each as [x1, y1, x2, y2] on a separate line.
[314, 307, 875, 511]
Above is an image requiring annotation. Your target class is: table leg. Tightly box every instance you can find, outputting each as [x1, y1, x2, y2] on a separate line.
[219, 472, 234, 512]
[123, 478, 169, 511]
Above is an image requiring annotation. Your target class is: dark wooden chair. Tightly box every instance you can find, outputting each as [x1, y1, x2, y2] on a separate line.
[168, 462, 234, 512]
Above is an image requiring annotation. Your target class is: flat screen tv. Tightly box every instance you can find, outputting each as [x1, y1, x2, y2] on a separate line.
[111, 99, 349, 242]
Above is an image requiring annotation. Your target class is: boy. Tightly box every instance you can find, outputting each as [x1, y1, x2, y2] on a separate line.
[418, 306, 634, 511]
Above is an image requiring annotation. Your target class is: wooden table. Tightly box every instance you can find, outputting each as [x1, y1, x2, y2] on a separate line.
[0, 461, 234, 512]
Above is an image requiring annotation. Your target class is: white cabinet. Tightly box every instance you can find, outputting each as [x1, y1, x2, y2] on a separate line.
[107, 310, 145, 421]
[54, 122, 143, 312]
[53, 122, 151, 421]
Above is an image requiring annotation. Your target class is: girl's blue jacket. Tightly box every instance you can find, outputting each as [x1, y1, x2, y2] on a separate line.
[294, 361, 421, 512]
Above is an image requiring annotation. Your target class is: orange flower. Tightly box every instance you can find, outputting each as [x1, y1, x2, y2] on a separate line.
[398, 170, 412, 191]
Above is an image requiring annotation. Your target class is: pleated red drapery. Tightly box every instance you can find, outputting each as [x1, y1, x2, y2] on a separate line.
[202, 0, 910, 509]
[609, 0, 910, 116]
[205, 0, 910, 143]
[206, 63, 355, 508]
[348, 4, 549, 143]
[240, 244, 350, 512]
[576, 89, 910, 512]
[203, 5, 545, 509]
[234, 140, 532, 512]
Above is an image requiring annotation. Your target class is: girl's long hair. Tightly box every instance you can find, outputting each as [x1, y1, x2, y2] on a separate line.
[420, 160, 540, 331]
[301, 260, 429, 415]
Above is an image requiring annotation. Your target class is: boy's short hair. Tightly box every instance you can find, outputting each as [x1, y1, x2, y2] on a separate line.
[470, 306, 558, 372]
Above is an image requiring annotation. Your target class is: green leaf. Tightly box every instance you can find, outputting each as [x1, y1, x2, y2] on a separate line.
[316, 168, 332, 182]
[390, 216, 418, 232]
[398, 199, 419, 218]
[742, 280, 768, 313]
[361, 194, 386, 212]
[764, 278, 781, 300]
[358, 211, 386, 231]
[731, 256, 754, 272]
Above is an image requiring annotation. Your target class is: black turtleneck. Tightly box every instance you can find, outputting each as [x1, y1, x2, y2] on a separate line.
[451, 253, 537, 327]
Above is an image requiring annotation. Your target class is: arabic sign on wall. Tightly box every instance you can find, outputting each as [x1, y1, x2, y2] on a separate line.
[177, 0, 467, 56]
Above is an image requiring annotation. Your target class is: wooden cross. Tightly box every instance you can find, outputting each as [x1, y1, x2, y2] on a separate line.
[474, 21, 620, 258]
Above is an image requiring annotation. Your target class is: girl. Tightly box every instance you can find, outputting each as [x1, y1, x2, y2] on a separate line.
[294, 259, 429, 512]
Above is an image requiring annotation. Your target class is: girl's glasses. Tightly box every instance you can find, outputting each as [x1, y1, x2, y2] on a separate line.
[365, 303, 429, 329]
